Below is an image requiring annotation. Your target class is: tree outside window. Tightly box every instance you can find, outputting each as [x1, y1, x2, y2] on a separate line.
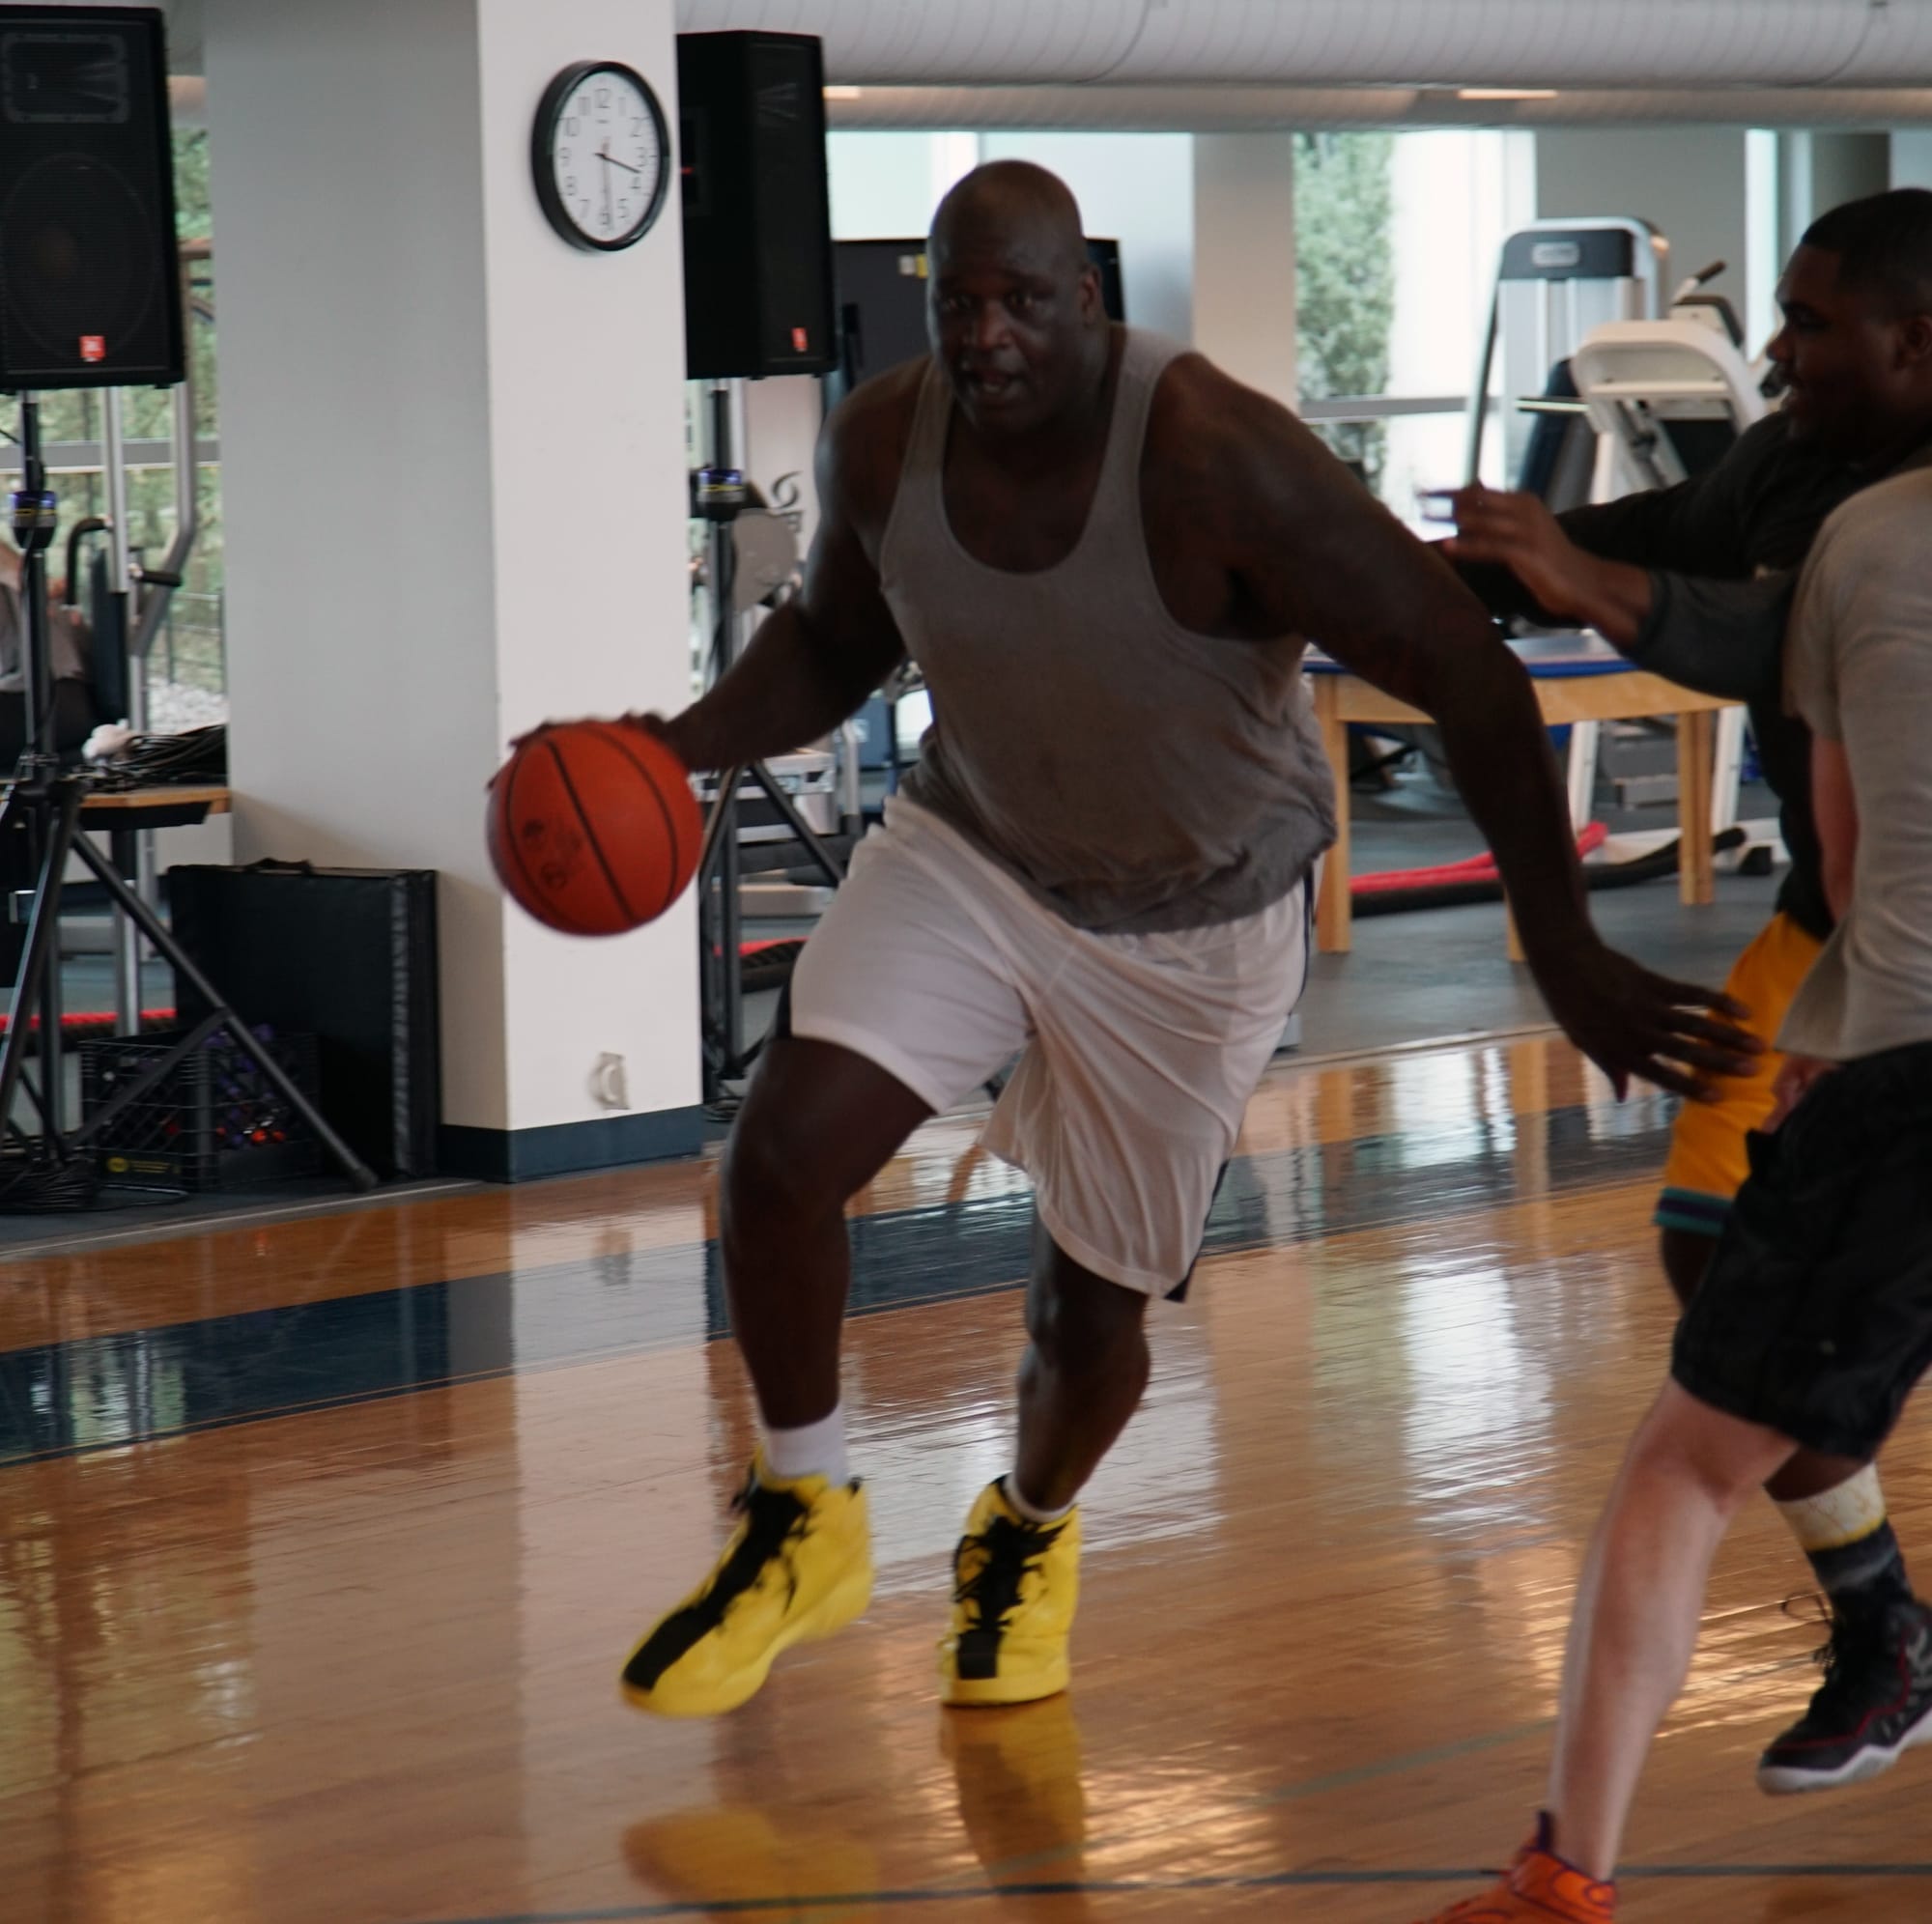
[1293, 132, 1395, 493]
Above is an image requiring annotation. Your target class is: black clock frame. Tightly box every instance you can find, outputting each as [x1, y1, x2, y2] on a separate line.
[531, 61, 670, 253]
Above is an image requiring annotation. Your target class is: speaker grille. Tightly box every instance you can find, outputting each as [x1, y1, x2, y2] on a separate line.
[677, 31, 835, 381]
[0, 9, 183, 390]
[748, 38, 829, 370]
[2, 154, 159, 358]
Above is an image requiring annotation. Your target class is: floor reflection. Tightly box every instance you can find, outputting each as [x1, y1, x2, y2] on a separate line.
[6, 1036, 1916, 1921]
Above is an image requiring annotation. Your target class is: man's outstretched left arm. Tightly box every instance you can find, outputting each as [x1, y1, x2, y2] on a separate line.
[1210, 375, 1757, 1099]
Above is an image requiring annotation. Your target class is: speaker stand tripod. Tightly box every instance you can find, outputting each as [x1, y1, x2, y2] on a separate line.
[0, 392, 376, 1206]
[693, 380, 845, 1108]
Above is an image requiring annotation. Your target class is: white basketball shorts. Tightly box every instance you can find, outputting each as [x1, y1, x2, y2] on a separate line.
[786, 796, 1309, 1295]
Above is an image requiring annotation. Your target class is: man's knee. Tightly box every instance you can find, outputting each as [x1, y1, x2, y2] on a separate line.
[721, 1105, 843, 1233]
[1627, 1378, 1796, 1512]
[1025, 1235, 1150, 1369]
[721, 1039, 928, 1234]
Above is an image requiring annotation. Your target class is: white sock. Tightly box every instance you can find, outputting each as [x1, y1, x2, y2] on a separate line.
[1003, 1474, 1075, 1525]
[762, 1404, 850, 1485]
[1774, 1463, 1888, 1552]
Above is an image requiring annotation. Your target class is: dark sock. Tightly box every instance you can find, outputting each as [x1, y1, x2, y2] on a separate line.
[1810, 1520, 1915, 1627]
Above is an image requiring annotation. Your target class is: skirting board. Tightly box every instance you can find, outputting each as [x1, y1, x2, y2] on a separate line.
[438, 1106, 706, 1183]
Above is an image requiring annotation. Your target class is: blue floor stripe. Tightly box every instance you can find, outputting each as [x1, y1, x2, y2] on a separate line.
[0, 1093, 1674, 1465]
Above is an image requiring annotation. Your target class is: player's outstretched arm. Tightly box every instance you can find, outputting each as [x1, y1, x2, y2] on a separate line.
[654, 377, 912, 776]
[1440, 485, 1656, 645]
[1200, 368, 1759, 1099]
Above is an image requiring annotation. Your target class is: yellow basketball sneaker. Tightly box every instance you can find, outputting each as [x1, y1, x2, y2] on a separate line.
[939, 1479, 1080, 1707]
[621, 1458, 872, 1717]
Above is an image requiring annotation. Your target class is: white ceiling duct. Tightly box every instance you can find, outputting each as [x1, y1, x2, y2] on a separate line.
[824, 84, 1932, 132]
[674, 0, 1932, 89]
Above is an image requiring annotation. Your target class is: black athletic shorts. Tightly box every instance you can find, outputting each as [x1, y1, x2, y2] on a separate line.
[1671, 1039, 1932, 1459]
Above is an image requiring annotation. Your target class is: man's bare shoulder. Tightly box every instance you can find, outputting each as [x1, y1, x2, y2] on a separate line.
[820, 360, 927, 531]
[1144, 351, 1324, 529]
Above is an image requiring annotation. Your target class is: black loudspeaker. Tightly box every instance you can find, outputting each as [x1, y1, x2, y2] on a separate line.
[169, 863, 442, 1180]
[0, 6, 184, 391]
[677, 31, 836, 380]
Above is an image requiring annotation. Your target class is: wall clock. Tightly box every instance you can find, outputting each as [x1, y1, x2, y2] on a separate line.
[532, 62, 669, 252]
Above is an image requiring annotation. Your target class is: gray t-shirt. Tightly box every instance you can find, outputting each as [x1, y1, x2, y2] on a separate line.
[881, 328, 1334, 934]
[1780, 468, 1932, 1061]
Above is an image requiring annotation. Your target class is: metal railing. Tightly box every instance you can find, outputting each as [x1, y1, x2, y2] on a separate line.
[1297, 394, 1467, 423]
[156, 588, 225, 693]
[0, 438, 222, 472]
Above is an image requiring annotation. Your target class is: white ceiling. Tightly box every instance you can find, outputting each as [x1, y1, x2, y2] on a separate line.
[825, 83, 1932, 133]
[161, 2, 1932, 129]
[674, 0, 1932, 90]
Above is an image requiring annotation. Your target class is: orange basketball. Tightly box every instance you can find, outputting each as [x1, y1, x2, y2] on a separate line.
[488, 721, 702, 935]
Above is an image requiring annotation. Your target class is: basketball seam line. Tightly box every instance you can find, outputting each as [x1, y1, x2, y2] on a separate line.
[543, 735, 639, 928]
[589, 722, 689, 920]
[498, 753, 593, 939]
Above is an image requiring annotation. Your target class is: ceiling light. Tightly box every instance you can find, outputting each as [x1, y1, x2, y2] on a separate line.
[823, 85, 864, 99]
[1458, 88, 1559, 100]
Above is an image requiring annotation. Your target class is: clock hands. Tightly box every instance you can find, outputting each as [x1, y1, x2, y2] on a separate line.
[538, 67, 662, 248]
[596, 143, 641, 179]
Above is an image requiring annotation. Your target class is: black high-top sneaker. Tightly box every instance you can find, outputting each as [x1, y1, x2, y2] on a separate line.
[1757, 1598, 1932, 1794]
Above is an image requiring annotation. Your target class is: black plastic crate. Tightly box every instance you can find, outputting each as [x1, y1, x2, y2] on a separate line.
[79, 1028, 324, 1192]
[169, 864, 440, 1179]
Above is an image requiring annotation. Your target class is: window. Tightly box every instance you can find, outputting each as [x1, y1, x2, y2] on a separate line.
[1297, 130, 1535, 529]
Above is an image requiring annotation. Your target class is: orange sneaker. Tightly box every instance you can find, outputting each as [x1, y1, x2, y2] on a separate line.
[1417, 1817, 1615, 1922]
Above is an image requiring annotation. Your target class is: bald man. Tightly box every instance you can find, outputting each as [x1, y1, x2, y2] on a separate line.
[615, 162, 1751, 1719]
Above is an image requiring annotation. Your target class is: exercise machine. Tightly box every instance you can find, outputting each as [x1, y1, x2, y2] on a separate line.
[1465, 217, 1669, 491]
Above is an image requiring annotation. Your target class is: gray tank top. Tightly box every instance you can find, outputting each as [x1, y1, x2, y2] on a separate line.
[880, 327, 1336, 934]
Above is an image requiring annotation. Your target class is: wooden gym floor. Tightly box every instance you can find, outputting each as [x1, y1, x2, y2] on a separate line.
[4, 1033, 1931, 1922]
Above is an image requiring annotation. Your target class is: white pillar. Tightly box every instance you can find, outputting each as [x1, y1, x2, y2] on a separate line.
[1191, 134, 1297, 409]
[205, 0, 700, 1178]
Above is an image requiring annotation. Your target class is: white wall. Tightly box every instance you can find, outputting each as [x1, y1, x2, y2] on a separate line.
[827, 130, 978, 239]
[1536, 127, 1752, 322]
[206, 0, 697, 1146]
[1192, 135, 1295, 409]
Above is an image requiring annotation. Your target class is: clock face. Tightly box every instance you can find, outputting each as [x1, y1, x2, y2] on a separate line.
[533, 63, 669, 252]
